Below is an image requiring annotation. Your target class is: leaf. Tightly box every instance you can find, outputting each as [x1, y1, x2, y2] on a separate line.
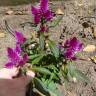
[47, 81, 63, 96]
[31, 54, 45, 64]
[32, 67, 52, 75]
[34, 78, 50, 96]
[67, 64, 75, 77]
[29, 54, 42, 60]
[49, 15, 63, 28]
[67, 64, 89, 83]
[42, 79, 63, 96]
[39, 33, 45, 50]
[48, 40, 59, 58]
[83, 45, 96, 52]
[35, 23, 41, 32]
[74, 69, 89, 83]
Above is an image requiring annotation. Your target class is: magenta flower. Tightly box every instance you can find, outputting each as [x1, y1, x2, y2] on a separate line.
[64, 37, 83, 51]
[31, 0, 54, 24]
[5, 47, 28, 68]
[64, 37, 83, 60]
[58, 37, 83, 60]
[15, 31, 26, 44]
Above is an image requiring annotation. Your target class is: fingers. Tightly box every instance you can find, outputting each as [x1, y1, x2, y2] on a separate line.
[0, 67, 18, 79]
[18, 70, 35, 86]
[26, 70, 35, 78]
[0, 67, 35, 87]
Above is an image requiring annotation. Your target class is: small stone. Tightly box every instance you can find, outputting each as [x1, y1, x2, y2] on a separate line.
[73, 77, 77, 83]
[56, 8, 64, 15]
[83, 45, 96, 52]
[0, 32, 5, 38]
[78, 3, 83, 7]
[67, 91, 77, 96]
[29, 44, 35, 49]
[15, 11, 24, 15]
[46, 43, 49, 48]
[6, 10, 13, 15]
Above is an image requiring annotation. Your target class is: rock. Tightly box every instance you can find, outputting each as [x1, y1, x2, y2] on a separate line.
[0, 32, 5, 38]
[67, 91, 77, 96]
[15, 11, 26, 15]
[83, 45, 96, 52]
[56, 8, 64, 15]
[73, 77, 77, 83]
[74, 0, 83, 7]
[5, 10, 13, 15]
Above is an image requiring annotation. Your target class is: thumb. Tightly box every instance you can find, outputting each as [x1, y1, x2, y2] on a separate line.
[15, 70, 35, 86]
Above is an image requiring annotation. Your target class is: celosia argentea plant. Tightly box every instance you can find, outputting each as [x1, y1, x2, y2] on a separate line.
[5, 0, 89, 95]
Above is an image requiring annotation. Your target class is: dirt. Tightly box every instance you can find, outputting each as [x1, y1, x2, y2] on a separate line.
[0, 0, 96, 96]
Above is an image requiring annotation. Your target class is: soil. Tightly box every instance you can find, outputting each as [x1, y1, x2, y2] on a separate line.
[0, 0, 96, 96]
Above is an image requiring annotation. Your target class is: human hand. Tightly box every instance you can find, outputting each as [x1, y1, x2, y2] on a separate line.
[0, 67, 35, 96]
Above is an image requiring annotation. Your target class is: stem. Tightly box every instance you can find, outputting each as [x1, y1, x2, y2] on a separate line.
[33, 88, 45, 96]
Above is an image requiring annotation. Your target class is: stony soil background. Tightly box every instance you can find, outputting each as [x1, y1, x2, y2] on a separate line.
[0, 0, 96, 96]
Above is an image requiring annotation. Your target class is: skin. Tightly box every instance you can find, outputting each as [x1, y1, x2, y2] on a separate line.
[0, 67, 35, 96]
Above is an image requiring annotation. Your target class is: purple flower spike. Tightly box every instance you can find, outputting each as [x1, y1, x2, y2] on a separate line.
[32, 0, 54, 24]
[5, 47, 28, 68]
[5, 62, 14, 68]
[69, 37, 83, 51]
[15, 43, 22, 53]
[19, 54, 28, 66]
[64, 37, 83, 60]
[40, 0, 48, 12]
[7, 48, 20, 63]
[15, 31, 26, 44]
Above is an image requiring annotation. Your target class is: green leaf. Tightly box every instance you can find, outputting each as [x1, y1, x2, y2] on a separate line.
[48, 40, 59, 58]
[67, 64, 75, 77]
[49, 15, 63, 28]
[32, 67, 52, 75]
[31, 54, 45, 64]
[29, 54, 42, 60]
[47, 81, 63, 96]
[67, 64, 89, 83]
[39, 33, 45, 50]
[41, 79, 63, 96]
[74, 69, 90, 83]
[34, 78, 50, 96]
[34, 23, 41, 32]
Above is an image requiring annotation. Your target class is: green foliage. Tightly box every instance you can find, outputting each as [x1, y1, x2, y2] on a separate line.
[34, 78, 63, 96]
[67, 63, 89, 83]
[17, 2, 89, 95]
[74, 69, 89, 83]
[48, 40, 59, 58]
[32, 67, 52, 75]
[49, 15, 63, 28]
[39, 33, 45, 50]
[31, 54, 45, 65]
[34, 78, 50, 96]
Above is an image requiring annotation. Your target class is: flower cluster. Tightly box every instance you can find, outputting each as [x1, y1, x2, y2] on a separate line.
[32, 0, 54, 24]
[32, 0, 54, 33]
[59, 37, 83, 60]
[5, 32, 28, 68]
